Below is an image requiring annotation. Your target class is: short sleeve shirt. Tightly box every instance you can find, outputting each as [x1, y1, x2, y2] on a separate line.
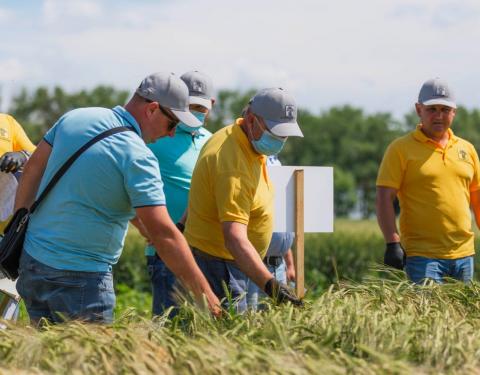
[24, 106, 165, 272]
[0, 114, 35, 232]
[376, 125, 480, 259]
[184, 119, 274, 260]
[144, 126, 212, 256]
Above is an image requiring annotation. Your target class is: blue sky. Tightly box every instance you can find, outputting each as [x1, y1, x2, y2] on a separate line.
[0, 0, 479, 119]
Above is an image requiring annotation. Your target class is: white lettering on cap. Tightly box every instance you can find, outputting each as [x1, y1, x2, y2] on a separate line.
[435, 86, 447, 96]
[192, 81, 204, 93]
[285, 105, 295, 118]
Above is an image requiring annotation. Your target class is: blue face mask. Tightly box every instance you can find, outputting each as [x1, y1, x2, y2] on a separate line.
[178, 111, 206, 133]
[252, 128, 287, 156]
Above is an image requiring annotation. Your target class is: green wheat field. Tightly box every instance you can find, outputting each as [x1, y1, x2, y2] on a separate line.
[1, 220, 480, 374]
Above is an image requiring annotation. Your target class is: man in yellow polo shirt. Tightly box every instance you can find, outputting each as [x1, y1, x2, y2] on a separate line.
[0, 113, 34, 320]
[376, 78, 480, 283]
[0, 114, 35, 232]
[185, 88, 304, 310]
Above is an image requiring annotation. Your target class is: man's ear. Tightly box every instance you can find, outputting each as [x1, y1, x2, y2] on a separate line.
[415, 103, 422, 117]
[145, 101, 157, 119]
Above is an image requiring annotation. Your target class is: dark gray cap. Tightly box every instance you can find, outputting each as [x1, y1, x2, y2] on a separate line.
[136, 72, 201, 127]
[249, 88, 303, 137]
[418, 78, 456, 109]
[180, 70, 214, 110]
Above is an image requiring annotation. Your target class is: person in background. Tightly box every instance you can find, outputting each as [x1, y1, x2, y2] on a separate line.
[184, 88, 304, 312]
[377, 78, 480, 283]
[0, 113, 35, 323]
[0, 114, 35, 232]
[143, 70, 215, 316]
[14, 72, 220, 324]
[247, 154, 296, 310]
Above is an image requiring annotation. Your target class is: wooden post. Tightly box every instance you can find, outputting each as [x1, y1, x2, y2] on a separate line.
[294, 169, 305, 298]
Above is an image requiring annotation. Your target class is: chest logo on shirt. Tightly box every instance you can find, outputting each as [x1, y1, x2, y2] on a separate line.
[0, 128, 8, 140]
[458, 149, 468, 161]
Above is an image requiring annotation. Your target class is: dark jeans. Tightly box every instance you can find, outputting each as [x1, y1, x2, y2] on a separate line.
[146, 255, 177, 316]
[192, 249, 248, 313]
[17, 251, 115, 324]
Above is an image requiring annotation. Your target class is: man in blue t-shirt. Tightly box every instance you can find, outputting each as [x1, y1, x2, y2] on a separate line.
[14, 72, 220, 324]
[143, 71, 215, 316]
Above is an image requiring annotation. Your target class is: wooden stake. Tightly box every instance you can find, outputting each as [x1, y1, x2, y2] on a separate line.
[294, 169, 305, 298]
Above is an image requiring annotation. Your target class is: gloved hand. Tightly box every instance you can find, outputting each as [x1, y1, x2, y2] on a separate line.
[0, 151, 28, 173]
[264, 278, 303, 306]
[384, 242, 405, 270]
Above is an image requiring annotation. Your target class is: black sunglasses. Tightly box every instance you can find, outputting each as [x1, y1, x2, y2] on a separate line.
[158, 105, 179, 130]
[144, 98, 179, 130]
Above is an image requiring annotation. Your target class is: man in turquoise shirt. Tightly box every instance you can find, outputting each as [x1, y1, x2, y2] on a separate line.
[145, 71, 214, 316]
[14, 72, 220, 324]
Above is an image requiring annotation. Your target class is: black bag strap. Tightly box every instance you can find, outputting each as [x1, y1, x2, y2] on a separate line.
[30, 126, 133, 214]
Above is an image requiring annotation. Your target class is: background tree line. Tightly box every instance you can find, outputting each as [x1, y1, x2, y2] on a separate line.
[9, 85, 480, 218]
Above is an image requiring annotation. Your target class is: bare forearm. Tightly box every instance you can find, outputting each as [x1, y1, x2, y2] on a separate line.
[284, 249, 294, 268]
[376, 191, 400, 243]
[226, 236, 272, 290]
[14, 141, 51, 211]
[470, 190, 480, 229]
[151, 227, 216, 303]
[130, 216, 150, 242]
[136, 205, 220, 314]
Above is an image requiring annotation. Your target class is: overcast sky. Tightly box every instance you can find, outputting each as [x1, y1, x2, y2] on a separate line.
[0, 0, 478, 119]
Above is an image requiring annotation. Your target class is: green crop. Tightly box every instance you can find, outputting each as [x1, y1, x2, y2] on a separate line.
[2, 277, 480, 374]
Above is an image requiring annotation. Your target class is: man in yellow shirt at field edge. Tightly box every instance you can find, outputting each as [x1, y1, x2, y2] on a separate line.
[0, 114, 35, 232]
[376, 78, 480, 283]
[184, 88, 303, 311]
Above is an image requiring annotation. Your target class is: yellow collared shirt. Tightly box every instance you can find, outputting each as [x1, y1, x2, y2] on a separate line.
[184, 118, 274, 260]
[0, 114, 35, 233]
[377, 125, 480, 259]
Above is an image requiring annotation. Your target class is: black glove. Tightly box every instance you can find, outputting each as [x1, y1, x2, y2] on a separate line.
[0, 151, 28, 173]
[175, 222, 185, 233]
[384, 242, 405, 270]
[264, 278, 303, 306]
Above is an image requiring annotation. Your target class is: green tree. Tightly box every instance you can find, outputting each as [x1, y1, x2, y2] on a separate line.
[10, 85, 129, 143]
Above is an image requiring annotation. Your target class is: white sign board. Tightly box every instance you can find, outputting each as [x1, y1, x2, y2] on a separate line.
[267, 166, 334, 233]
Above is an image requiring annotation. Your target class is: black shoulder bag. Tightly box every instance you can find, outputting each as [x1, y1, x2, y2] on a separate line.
[0, 126, 133, 280]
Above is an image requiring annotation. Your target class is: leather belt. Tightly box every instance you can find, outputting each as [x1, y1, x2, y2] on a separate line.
[191, 247, 236, 264]
[263, 256, 283, 267]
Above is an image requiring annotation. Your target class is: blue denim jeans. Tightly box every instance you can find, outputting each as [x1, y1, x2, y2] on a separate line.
[247, 259, 287, 310]
[146, 255, 177, 316]
[192, 250, 248, 313]
[405, 255, 474, 284]
[17, 251, 115, 324]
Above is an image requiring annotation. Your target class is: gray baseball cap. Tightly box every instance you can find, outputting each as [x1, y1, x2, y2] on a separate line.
[136, 72, 202, 127]
[418, 78, 456, 109]
[249, 88, 303, 137]
[180, 70, 214, 110]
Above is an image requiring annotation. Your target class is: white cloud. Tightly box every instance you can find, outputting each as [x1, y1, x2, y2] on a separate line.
[0, 59, 28, 82]
[42, 0, 102, 26]
[1, 0, 479, 118]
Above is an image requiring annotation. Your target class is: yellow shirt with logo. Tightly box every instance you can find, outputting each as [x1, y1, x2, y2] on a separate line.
[184, 118, 274, 260]
[376, 125, 480, 259]
[0, 114, 35, 232]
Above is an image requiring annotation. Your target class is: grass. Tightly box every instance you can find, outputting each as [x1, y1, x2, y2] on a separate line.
[2, 276, 480, 374]
[4, 219, 480, 374]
